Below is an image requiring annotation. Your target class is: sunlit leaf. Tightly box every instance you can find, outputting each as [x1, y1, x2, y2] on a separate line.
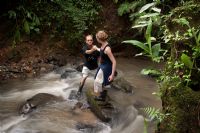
[173, 18, 189, 27]
[139, 2, 155, 13]
[135, 53, 143, 56]
[151, 7, 161, 13]
[138, 21, 148, 24]
[141, 68, 161, 76]
[151, 37, 156, 41]
[145, 19, 152, 42]
[181, 53, 193, 69]
[132, 24, 148, 28]
[140, 13, 159, 18]
[123, 40, 149, 53]
[27, 12, 32, 19]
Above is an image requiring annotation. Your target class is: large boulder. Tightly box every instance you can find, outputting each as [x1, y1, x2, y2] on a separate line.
[19, 93, 63, 115]
[111, 70, 135, 93]
[86, 88, 115, 122]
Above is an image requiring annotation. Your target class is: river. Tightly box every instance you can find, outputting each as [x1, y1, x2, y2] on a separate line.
[0, 57, 162, 133]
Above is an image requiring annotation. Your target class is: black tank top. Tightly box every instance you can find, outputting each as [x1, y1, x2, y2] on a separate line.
[100, 44, 112, 64]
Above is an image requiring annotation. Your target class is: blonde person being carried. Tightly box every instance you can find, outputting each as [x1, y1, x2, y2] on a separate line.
[77, 35, 100, 96]
[93, 30, 116, 101]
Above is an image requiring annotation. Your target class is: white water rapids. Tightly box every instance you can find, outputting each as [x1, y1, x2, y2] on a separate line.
[0, 65, 156, 133]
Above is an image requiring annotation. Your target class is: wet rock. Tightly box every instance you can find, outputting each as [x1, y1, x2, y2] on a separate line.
[75, 64, 83, 72]
[112, 76, 134, 93]
[86, 88, 116, 122]
[72, 102, 83, 110]
[19, 93, 63, 115]
[68, 90, 79, 100]
[60, 68, 77, 79]
[40, 67, 46, 73]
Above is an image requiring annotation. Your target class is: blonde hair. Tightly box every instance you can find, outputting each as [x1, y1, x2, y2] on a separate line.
[96, 30, 108, 42]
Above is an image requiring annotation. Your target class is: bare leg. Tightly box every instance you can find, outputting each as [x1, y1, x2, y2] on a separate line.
[78, 76, 88, 93]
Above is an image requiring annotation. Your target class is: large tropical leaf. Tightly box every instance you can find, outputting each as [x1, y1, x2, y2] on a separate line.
[151, 7, 161, 13]
[140, 13, 159, 18]
[145, 19, 152, 39]
[152, 43, 161, 57]
[132, 24, 148, 28]
[181, 53, 193, 69]
[139, 2, 155, 13]
[123, 40, 149, 53]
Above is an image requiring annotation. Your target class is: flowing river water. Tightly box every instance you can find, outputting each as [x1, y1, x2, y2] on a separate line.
[0, 57, 162, 133]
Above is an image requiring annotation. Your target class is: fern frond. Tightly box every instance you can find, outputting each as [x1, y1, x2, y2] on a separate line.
[142, 107, 165, 122]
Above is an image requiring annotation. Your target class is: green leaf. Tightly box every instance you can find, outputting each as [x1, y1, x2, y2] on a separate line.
[132, 24, 148, 28]
[142, 107, 162, 121]
[34, 28, 40, 33]
[151, 7, 161, 13]
[173, 18, 189, 27]
[141, 68, 158, 75]
[140, 13, 159, 18]
[181, 53, 193, 69]
[27, 12, 32, 19]
[123, 40, 149, 53]
[8, 10, 16, 19]
[145, 19, 152, 52]
[145, 19, 152, 41]
[35, 16, 40, 25]
[138, 21, 148, 24]
[197, 32, 200, 43]
[24, 20, 30, 34]
[152, 43, 161, 57]
[139, 2, 155, 13]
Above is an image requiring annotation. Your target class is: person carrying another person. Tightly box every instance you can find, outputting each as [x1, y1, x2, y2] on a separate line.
[77, 34, 100, 96]
[93, 30, 117, 101]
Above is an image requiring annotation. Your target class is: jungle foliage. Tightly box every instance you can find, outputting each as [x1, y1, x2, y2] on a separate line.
[3, 0, 101, 46]
[116, 0, 200, 132]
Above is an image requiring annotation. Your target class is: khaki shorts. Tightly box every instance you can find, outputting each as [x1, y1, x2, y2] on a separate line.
[82, 66, 96, 78]
[94, 68, 104, 93]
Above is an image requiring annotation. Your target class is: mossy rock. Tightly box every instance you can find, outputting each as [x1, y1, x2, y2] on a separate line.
[159, 81, 200, 133]
[86, 88, 115, 122]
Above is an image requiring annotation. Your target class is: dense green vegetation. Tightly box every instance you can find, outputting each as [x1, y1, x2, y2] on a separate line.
[2, 0, 101, 46]
[116, 0, 200, 132]
[0, 0, 200, 132]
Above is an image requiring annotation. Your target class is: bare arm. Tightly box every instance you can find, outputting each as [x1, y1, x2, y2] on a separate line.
[105, 47, 116, 82]
[85, 45, 99, 54]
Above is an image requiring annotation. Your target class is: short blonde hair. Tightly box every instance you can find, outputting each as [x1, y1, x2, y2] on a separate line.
[96, 30, 108, 42]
